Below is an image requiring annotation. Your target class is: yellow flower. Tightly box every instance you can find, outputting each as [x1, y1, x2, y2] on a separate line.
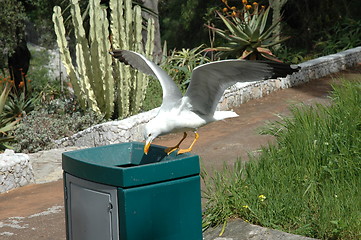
[245, 4, 252, 10]
[223, 7, 228, 12]
[242, 0, 248, 5]
[231, 6, 237, 10]
[242, 205, 249, 209]
[258, 194, 266, 202]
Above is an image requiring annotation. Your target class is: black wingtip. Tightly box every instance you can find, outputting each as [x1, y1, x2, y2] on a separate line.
[109, 49, 123, 58]
[108, 49, 157, 77]
[109, 49, 129, 65]
[263, 61, 301, 78]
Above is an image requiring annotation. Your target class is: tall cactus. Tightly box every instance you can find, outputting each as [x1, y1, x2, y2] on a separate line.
[109, 0, 154, 117]
[53, 0, 155, 119]
[268, 0, 288, 49]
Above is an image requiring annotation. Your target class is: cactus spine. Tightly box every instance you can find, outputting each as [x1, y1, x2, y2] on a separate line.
[53, 0, 155, 119]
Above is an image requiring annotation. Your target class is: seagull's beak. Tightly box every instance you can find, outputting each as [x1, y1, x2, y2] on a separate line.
[144, 141, 151, 155]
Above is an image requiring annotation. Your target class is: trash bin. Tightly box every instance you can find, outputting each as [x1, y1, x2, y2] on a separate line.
[62, 142, 202, 240]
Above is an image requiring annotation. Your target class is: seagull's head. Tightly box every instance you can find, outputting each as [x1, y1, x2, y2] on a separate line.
[143, 122, 162, 155]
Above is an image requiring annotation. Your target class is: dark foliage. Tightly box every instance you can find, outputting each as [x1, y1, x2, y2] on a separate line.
[282, 0, 361, 51]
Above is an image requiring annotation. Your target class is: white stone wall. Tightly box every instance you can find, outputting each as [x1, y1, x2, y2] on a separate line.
[55, 108, 159, 147]
[55, 46, 361, 148]
[218, 46, 361, 110]
[0, 150, 35, 193]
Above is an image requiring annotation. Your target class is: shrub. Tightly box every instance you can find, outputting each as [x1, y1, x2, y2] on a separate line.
[12, 98, 103, 153]
[315, 18, 361, 56]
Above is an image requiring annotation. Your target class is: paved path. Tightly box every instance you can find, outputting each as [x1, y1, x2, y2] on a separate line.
[0, 66, 360, 239]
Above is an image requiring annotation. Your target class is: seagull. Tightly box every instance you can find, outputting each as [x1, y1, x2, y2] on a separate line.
[111, 50, 299, 155]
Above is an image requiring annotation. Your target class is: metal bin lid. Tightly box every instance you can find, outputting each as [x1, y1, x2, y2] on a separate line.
[62, 142, 200, 188]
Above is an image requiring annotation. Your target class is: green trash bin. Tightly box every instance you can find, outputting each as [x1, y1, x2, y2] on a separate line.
[62, 142, 202, 240]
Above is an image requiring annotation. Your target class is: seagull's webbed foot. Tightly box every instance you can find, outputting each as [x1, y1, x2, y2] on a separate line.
[177, 132, 199, 155]
[164, 132, 187, 155]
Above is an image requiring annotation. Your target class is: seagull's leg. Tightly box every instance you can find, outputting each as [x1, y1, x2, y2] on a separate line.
[164, 132, 187, 155]
[177, 132, 199, 155]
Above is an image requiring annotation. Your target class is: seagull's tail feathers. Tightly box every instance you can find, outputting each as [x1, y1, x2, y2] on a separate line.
[213, 110, 239, 121]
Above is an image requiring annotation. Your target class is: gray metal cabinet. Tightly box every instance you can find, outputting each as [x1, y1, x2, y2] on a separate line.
[64, 173, 119, 240]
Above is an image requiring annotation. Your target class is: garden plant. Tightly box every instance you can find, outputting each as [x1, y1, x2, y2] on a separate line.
[203, 79, 361, 240]
[206, 0, 289, 61]
[0, 79, 18, 149]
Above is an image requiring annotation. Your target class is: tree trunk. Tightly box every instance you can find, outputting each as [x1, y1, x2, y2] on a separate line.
[139, 0, 162, 62]
[8, 39, 31, 96]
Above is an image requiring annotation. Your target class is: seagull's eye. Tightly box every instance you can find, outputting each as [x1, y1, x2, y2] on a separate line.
[148, 133, 152, 137]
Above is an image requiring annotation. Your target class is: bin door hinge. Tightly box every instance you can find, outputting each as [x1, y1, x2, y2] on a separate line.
[64, 186, 68, 200]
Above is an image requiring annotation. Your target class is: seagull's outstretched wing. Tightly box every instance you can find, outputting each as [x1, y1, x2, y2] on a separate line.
[111, 50, 183, 109]
[185, 60, 299, 116]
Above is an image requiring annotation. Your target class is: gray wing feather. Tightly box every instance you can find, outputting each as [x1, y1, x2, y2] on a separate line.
[185, 60, 299, 116]
[111, 50, 183, 109]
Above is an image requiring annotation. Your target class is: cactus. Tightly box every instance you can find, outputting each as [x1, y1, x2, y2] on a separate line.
[53, 0, 155, 119]
[268, 0, 288, 50]
[52, 6, 88, 111]
[109, 0, 155, 117]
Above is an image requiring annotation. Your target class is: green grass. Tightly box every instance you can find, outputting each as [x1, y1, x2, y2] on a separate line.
[202, 79, 361, 239]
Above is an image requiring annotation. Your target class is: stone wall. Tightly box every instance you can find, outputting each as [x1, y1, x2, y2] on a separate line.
[218, 46, 361, 110]
[55, 46, 361, 148]
[0, 150, 35, 193]
[55, 108, 159, 147]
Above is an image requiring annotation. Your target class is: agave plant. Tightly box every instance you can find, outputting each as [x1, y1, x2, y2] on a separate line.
[0, 82, 12, 113]
[2, 92, 35, 124]
[0, 82, 19, 149]
[207, 5, 289, 61]
[0, 119, 18, 150]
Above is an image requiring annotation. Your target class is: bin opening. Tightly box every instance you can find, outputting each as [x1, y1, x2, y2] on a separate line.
[116, 163, 138, 168]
